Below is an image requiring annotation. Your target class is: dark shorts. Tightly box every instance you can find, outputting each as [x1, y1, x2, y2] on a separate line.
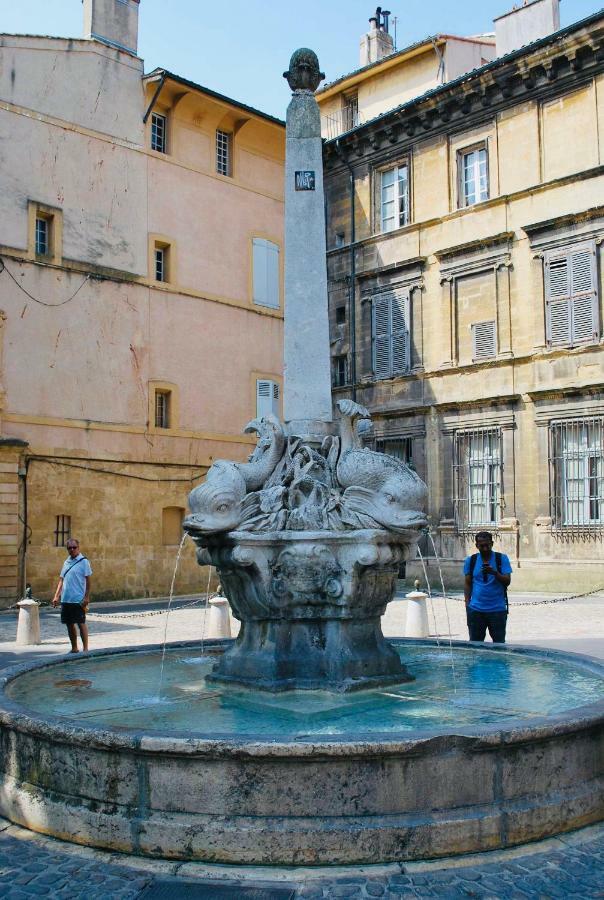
[60, 603, 86, 625]
[466, 607, 507, 643]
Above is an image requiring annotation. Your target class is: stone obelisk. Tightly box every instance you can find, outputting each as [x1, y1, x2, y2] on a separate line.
[283, 50, 333, 436]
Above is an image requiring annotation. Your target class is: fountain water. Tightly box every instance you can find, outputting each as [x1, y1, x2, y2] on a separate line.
[0, 48, 602, 866]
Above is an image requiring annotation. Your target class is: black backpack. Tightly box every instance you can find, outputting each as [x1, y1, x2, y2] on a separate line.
[469, 552, 508, 612]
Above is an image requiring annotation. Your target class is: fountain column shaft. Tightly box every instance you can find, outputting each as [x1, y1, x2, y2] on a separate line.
[284, 90, 332, 426]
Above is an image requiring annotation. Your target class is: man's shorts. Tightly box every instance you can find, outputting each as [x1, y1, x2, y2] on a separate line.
[60, 603, 86, 625]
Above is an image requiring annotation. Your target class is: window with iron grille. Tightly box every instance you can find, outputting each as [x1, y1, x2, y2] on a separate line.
[216, 129, 232, 176]
[332, 355, 348, 387]
[376, 437, 413, 467]
[454, 429, 502, 529]
[54, 515, 71, 548]
[544, 242, 599, 348]
[372, 288, 411, 379]
[459, 145, 489, 207]
[155, 391, 170, 429]
[342, 93, 359, 131]
[151, 113, 167, 153]
[549, 418, 603, 530]
[380, 164, 409, 232]
[35, 217, 49, 255]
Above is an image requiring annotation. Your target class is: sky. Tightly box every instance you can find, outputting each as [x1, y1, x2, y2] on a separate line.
[1, 1, 600, 118]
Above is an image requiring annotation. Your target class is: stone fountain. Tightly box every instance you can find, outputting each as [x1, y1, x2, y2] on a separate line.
[0, 50, 602, 867]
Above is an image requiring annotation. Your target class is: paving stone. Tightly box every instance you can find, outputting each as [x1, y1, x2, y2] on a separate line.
[365, 881, 386, 896]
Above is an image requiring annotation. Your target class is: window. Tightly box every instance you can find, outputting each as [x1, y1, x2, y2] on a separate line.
[545, 242, 599, 348]
[454, 429, 502, 528]
[372, 288, 410, 379]
[550, 418, 603, 529]
[342, 93, 359, 131]
[380, 164, 409, 232]
[54, 515, 71, 548]
[252, 238, 280, 308]
[335, 232, 346, 249]
[332, 355, 348, 387]
[155, 247, 166, 282]
[335, 305, 346, 325]
[35, 217, 49, 255]
[459, 145, 489, 207]
[376, 438, 413, 467]
[472, 321, 496, 360]
[216, 129, 232, 176]
[155, 390, 171, 429]
[256, 379, 280, 418]
[151, 113, 167, 153]
[162, 507, 185, 545]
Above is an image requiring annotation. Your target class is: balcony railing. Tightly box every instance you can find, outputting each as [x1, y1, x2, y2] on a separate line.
[321, 108, 364, 140]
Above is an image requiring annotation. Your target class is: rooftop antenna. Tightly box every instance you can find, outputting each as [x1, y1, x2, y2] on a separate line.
[391, 14, 398, 49]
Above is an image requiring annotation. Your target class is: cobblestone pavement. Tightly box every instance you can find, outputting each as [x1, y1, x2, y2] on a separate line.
[0, 817, 603, 898]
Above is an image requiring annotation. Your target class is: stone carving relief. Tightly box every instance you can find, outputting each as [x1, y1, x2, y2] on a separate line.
[185, 400, 428, 540]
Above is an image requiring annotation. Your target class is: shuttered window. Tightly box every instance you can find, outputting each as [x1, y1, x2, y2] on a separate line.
[253, 239, 280, 309]
[471, 321, 496, 360]
[372, 288, 411, 379]
[545, 242, 599, 348]
[256, 379, 280, 417]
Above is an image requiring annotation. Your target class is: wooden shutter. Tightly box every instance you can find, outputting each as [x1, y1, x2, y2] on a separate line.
[372, 288, 410, 378]
[570, 244, 598, 344]
[545, 242, 599, 347]
[391, 289, 410, 374]
[253, 239, 280, 309]
[372, 293, 391, 378]
[472, 321, 496, 359]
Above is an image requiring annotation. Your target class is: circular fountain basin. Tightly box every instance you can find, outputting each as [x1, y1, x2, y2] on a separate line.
[0, 639, 602, 865]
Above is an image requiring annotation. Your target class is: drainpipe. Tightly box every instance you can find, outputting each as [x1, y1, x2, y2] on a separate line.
[143, 71, 167, 124]
[334, 139, 357, 401]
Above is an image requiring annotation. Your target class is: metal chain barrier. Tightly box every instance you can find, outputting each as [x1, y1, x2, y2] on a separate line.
[443, 585, 604, 607]
[2, 595, 214, 618]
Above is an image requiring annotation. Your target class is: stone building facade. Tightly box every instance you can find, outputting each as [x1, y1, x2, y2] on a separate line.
[0, 0, 284, 605]
[322, 5, 604, 591]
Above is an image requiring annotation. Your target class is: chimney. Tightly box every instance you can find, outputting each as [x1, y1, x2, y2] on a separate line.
[83, 0, 140, 55]
[360, 7, 394, 67]
[494, 0, 560, 56]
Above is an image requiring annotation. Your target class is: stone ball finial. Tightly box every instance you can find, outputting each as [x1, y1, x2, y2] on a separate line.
[283, 48, 325, 92]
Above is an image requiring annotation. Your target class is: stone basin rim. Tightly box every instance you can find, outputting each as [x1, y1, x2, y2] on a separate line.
[1, 638, 603, 756]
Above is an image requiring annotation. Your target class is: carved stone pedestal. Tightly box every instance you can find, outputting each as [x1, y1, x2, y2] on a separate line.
[195, 529, 417, 691]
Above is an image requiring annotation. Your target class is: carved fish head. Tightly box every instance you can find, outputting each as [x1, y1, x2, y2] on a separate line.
[343, 473, 427, 533]
[184, 463, 247, 535]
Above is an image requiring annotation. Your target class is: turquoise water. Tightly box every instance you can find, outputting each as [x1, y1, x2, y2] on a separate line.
[6, 644, 604, 739]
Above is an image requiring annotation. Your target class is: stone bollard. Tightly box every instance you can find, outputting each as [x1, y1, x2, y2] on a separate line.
[206, 595, 232, 639]
[16, 594, 41, 646]
[404, 584, 429, 638]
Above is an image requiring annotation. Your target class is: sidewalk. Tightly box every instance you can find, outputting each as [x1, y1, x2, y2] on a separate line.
[1, 589, 603, 672]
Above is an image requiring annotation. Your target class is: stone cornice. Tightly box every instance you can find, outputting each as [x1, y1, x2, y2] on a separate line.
[523, 205, 604, 238]
[324, 15, 604, 170]
[435, 232, 515, 262]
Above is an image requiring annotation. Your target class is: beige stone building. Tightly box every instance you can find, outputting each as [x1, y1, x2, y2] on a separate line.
[322, 2, 604, 591]
[0, 0, 284, 605]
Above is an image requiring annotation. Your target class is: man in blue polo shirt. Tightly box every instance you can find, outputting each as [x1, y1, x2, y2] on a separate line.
[52, 538, 92, 653]
[463, 531, 512, 643]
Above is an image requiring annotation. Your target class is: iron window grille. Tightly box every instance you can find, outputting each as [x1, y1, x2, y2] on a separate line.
[155, 391, 170, 429]
[454, 428, 503, 531]
[54, 515, 71, 548]
[380, 164, 409, 233]
[549, 418, 603, 532]
[459, 145, 489, 207]
[216, 129, 232, 177]
[342, 93, 359, 131]
[35, 217, 49, 255]
[150, 113, 167, 153]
